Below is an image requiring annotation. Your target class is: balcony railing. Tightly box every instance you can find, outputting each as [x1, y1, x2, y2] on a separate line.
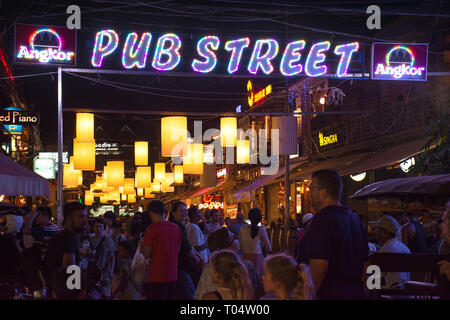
[306, 86, 449, 160]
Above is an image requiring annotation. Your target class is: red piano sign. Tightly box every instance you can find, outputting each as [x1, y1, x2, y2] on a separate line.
[14, 24, 77, 66]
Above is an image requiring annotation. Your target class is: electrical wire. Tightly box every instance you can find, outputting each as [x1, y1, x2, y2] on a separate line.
[65, 71, 246, 101]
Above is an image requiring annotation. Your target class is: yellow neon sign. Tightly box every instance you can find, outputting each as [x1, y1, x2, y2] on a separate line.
[319, 132, 338, 146]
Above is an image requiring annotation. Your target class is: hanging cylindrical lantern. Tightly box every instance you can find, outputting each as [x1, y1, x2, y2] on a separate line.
[183, 143, 203, 174]
[220, 117, 237, 147]
[103, 165, 110, 185]
[161, 116, 187, 157]
[110, 191, 120, 202]
[121, 193, 127, 201]
[144, 188, 155, 198]
[84, 190, 94, 205]
[128, 193, 136, 203]
[237, 139, 250, 164]
[152, 182, 162, 193]
[164, 172, 174, 186]
[73, 139, 96, 170]
[174, 165, 184, 184]
[137, 188, 144, 197]
[135, 166, 152, 188]
[163, 185, 174, 193]
[123, 178, 135, 194]
[135, 141, 148, 166]
[76, 113, 94, 142]
[119, 186, 124, 193]
[107, 161, 124, 187]
[63, 163, 78, 187]
[100, 194, 108, 203]
[154, 163, 166, 182]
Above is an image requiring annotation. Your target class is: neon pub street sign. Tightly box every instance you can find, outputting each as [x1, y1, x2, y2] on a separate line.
[90, 29, 360, 77]
[15, 24, 77, 66]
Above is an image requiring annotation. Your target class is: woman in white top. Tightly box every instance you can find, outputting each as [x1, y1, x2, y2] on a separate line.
[239, 208, 272, 278]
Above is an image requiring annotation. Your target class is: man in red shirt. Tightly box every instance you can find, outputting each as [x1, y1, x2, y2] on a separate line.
[141, 200, 181, 300]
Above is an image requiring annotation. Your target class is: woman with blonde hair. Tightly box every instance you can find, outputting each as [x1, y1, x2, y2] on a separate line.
[202, 250, 253, 300]
[262, 253, 315, 300]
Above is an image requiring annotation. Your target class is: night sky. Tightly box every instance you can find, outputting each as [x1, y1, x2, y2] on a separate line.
[0, 0, 447, 149]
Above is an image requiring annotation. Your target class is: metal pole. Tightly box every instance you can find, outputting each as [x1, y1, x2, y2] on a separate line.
[62, 108, 371, 117]
[57, 67, 63, 227]
[284, 0, 291, 234]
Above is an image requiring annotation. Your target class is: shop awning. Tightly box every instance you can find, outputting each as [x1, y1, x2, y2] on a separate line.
[171, 180, 228, 202]
[290, 138, 428, 181]
[231, 157, 307, 202]
[351, 174, 450, 199]
[0, 153, 50, 197]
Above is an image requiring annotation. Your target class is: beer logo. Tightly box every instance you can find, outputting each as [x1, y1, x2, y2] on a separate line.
[373, 44, 426, 80]
[17, 28, 75, 64]
[385, 46, 414, 67]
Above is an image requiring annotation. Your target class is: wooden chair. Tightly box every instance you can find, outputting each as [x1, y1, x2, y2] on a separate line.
[367, 252, 446, 300]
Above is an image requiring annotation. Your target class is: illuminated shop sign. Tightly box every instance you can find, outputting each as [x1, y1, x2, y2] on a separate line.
[216, 168, 227, 179]
[247, 80, 272, 107]
[371, 43, 427, 81]
[90, 29, 360, 76]
[319, 132, 338, 146]
[33, 157, 55, 179]
[95, 141, 121, 156]
[350, 172, 366, 182]
[0, 110, 39, 125]
[15, 24, 77, 66]
[38, 152, 69, 171]
[400, 157, 415, 173]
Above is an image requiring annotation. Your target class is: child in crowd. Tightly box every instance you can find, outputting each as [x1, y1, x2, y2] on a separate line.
[202, 250, 253, 300]
[262, 253, 315, 300]
[111, 240, 142, 300]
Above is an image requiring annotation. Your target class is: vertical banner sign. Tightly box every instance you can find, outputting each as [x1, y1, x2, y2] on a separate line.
[14, 24, 77, 66]
[371, 43, 428, 81]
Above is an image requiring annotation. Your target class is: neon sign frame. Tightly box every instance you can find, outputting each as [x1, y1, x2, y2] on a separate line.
[90, 29, 361, 77]
[15, 24, 77, 66]
[371, 43, 428, 81]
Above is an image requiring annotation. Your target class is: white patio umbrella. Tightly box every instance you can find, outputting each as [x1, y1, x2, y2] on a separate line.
[0, 153, 50, 197]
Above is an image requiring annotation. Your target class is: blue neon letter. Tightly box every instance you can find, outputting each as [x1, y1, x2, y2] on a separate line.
[122, 32, 152, 69]
[247, 39, 279, 75]
[191, 36, 220, 73]
[305, 41, 330, 77]
[280, 40, 305, 76]
[334, 42, 359, 77]
[91, 29, 119, 67]
[152, 33, 182, 71]
[224, 38, 250, 74]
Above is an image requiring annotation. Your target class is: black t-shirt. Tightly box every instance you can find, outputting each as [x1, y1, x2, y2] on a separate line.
[170, 219, 193, 270]
[43, 229, 80, 279]
[0, 234, 20, 282]
[297, 206, 369, 300]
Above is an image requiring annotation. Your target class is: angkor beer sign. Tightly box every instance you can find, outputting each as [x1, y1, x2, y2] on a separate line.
[371, 43, 428, 81]
[90, 29, 360, 77]
[15, 24, 77, 66]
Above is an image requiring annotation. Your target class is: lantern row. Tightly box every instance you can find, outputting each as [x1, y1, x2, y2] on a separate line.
[91, 30, 360, 77]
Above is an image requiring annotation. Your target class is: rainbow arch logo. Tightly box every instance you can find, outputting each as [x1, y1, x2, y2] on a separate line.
[17, 28, 75, 64]
[374, 44, 425, 80]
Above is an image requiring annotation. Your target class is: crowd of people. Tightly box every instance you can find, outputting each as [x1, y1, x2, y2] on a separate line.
[0, 169, 449, 300]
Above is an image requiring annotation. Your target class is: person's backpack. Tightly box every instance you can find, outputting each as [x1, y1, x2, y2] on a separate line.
[86, 236, 106, 285]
